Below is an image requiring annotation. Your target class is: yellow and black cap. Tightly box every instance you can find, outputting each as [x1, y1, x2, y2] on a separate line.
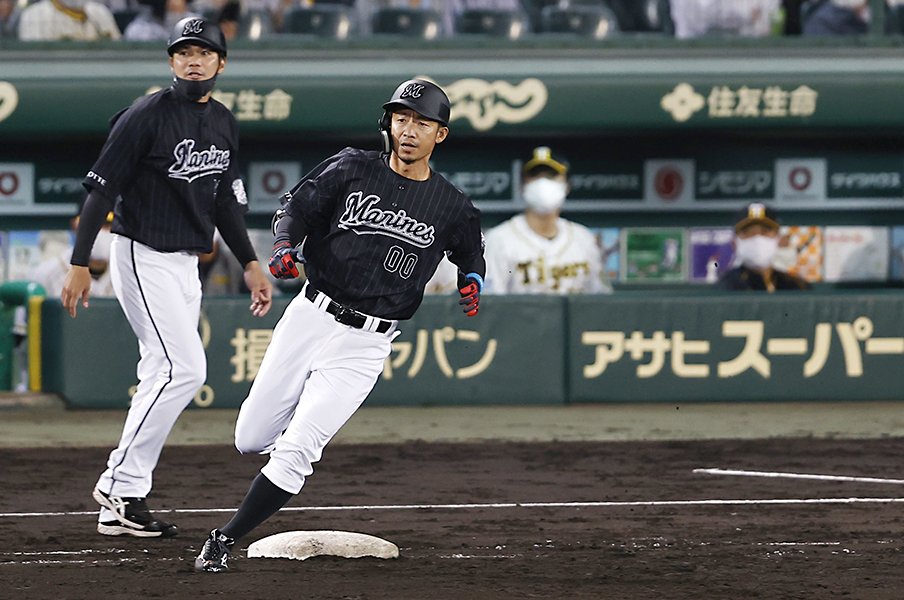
[735, 202, 779, 233]
[523, 146, 569, 176]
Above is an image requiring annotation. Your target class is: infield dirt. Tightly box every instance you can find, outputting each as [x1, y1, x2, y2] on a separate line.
[3, 437, 904, 599]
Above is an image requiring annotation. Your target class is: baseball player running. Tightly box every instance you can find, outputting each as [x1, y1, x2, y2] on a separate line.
[195, 78, 485, 572]
[61, 17, 272, 538]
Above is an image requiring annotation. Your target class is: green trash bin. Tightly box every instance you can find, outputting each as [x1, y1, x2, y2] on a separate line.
[0, 281, 46, 392]
[0, 304, 13, 391]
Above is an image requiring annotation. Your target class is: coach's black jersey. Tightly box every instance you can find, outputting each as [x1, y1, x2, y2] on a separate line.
[284, 147, 484, 320]
[82, 88, 247, 254]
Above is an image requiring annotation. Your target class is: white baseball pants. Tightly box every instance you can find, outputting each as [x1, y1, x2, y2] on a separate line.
[96, 235, 205, 520]
[234, 283, 398, 494]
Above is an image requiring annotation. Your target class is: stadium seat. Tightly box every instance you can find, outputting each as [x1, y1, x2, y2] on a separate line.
[886, 2, 904, 35]
[540, 5, 620, 39]
[605, 0, 668, 32]
[282, 5, 352, 39]
[113, 9, 139, 34]
[201, 8, 220, 23]
[456, 9, 528, 39]
[240, 8, 275, 41]
[371, 7, 443, 39]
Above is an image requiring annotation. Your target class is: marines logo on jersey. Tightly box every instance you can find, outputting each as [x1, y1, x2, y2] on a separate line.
[338, 190, 436, 248]
[168, 139, 231, 182]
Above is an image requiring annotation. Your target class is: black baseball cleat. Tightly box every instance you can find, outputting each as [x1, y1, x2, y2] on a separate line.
[92, 487, 179, 538]
[195, 529, 235, 572]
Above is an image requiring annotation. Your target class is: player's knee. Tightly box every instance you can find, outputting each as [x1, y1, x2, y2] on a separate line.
[234, 424, 269, 455]
[234, 436, 268, 455]
[171, 351, 206, 391]
[172, 365, 205, 392]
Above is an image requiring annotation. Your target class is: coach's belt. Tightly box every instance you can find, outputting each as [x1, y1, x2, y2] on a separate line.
[304, 284, 394, 334]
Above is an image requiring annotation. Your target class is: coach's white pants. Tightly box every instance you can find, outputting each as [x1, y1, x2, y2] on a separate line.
[234, 286, 396, 494]
[96, 235, 205, 519]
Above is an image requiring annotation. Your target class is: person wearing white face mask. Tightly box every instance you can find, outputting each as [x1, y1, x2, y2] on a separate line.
[483, 146, 612, 295]
[18, 0, 121, 40]
[718, 202, 810, 292]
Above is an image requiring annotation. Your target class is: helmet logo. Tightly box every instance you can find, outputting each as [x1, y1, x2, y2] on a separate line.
[399, 83, 424, 99]
[183, 19, 204, 35]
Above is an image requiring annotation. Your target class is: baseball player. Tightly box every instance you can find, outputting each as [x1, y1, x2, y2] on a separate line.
[483, 146, 611, 295]
[718, 203, 810, 292]
[60, 17, 273, 538]
[195, 78, 485, 572]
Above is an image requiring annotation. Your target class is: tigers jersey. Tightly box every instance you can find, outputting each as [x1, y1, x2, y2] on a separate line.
[484, 214, 611, 295]
[283, 147, 484, 320]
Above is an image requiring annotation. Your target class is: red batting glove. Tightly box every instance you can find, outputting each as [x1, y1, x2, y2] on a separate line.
[458, 279, 480, 317]
[269, 241, 301, 279]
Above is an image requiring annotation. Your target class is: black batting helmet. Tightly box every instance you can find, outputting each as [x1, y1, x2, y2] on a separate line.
[167, 17, 227, 57]
[379, 79, 450, 153]
[382, 79, 450, 126]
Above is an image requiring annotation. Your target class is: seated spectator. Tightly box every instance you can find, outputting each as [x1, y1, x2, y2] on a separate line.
[669, 0, 782, 38]
[801, 0, 869, 35]
[483, 146, 612, 295]
[217, 0, 241, 41]
[162, 0, 201, 30]
[18, 0, 122, 40]
[0, 0, 22, 38]
[123, 0, 168, 40]
[718, 203, 810, 292]
[123, 0, 201, 40]
[782, 0, 806, 34]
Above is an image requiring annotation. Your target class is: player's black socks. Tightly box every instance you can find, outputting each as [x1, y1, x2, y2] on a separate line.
[219, 473, 293, 541]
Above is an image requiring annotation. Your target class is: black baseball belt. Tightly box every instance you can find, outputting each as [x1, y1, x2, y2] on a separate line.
[304, 284, 394, 334]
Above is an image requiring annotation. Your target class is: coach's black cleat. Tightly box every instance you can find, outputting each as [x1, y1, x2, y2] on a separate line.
[93, 487, 179, 538]
[195, 529, 235, 573]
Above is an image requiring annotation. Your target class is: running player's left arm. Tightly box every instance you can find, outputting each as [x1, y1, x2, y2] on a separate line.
[215, 175, 272, 316]
[446, 206, 486, 316]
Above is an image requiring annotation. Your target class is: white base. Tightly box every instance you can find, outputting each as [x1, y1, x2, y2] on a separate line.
[246, 530, 400, 561]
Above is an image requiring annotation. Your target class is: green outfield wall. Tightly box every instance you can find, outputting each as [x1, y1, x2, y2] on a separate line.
[40, 292, 904, 408]
[3, 44, 904, 137]
[4, 44, 904, 230]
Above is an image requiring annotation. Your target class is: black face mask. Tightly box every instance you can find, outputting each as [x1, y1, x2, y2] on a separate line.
[171, 74, 218, 102]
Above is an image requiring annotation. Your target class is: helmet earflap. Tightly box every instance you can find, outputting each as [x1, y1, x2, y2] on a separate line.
[379, 110, 392, 154]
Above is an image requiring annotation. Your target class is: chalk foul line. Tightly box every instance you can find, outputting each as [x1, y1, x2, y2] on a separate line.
[694, 468, 904, 485]
[4, 497, 904, 519]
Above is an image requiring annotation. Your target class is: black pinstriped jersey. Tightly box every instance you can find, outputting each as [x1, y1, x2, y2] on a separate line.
[284, 147, 484, 320]
[82, 88, 247, 254]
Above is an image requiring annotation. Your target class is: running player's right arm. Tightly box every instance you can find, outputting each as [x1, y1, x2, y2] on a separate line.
[269, 213, 308, 279]
[268, 150, 348, 278]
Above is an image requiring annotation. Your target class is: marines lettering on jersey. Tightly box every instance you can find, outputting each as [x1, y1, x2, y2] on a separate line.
[168, 139, 231, 182]
[338, 191, 436, 248]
